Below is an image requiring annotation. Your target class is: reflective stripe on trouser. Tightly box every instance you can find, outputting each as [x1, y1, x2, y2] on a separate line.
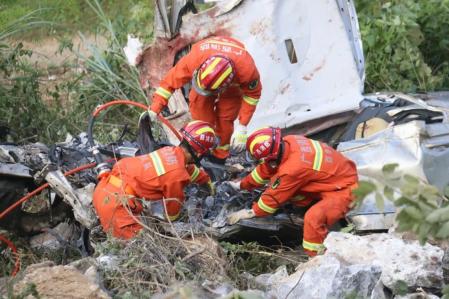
[92, 178, 142, 239]
[189, 85, 241, 160]
[302, 187, 355, 257]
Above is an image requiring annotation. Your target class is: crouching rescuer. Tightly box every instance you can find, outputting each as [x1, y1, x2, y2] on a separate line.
[225, 127, 358, 257]
[92, 121, 217, 239]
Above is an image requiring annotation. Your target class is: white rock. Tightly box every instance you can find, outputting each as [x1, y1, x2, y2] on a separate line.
[268, 254, 382, 299]
[324, 232, 444, 291]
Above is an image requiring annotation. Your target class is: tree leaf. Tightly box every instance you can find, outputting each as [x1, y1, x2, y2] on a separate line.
[404, 174, 420, 185]
[352, 181, 377, 200]
[436, 221, 449, 239]
[403, 206, 423, 220]
[375, 192, 385, 212]
[384, 185, 395, 201]
[382, 163, 399, 174]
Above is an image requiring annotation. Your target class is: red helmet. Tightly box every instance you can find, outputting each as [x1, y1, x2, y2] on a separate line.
[192, 55, 235, 96]
[246, 127, 282, 161]
[180, 121, 217, 156]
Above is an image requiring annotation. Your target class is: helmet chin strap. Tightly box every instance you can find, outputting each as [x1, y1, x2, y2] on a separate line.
[187, 144, 203, 166]
[275, 141, 284, 165]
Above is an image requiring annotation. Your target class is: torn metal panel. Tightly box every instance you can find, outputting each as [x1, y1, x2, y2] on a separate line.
[0, 163, 32, 178]
[336, 0, 365, 83]
[45, 171, 98, 229]
[139, 0, 364, 133]
[338, 120, 428, 181]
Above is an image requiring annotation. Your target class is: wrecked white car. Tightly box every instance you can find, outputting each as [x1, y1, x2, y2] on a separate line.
[1, 0, 449, 248]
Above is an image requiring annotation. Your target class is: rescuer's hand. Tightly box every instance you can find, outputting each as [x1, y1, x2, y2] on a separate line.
[139, 109, 158, 125]
[230, 123, 247, 153]
[227, 209, 255, 225]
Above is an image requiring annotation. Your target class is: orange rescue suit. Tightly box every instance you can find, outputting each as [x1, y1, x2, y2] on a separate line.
[240, 135, 358, 256]
[150, 36, 262, 159]
[92, 146, 210, 239]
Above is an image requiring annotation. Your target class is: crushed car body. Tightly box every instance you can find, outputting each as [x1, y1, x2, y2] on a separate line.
[2, 0, 449, 244]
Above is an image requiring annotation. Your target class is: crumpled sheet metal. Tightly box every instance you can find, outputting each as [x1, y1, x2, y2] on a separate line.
[339, 120, 449, 231]
[338, 120, 427, 181]
[45, 170, 98, 229]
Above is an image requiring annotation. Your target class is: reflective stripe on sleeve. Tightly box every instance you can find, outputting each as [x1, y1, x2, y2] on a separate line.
[216, 144, 230, 150]
[257, 196, 277, 214]
[302, 240, 325, 252]
[243, 95, 259, 106]
[149, 152, 166, 176]
[155, 87, 172, 100]
[190, 166, 200, 182]
[310, 140, 324, 171]
[250, 169, 269, 185]
[167, 211, 180, 221]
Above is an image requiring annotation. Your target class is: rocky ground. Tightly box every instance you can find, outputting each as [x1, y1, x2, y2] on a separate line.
[2, 229, 447, 299]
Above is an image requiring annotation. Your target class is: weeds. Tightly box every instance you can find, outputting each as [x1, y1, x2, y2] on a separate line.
[92, 223, 228, 297]
[356, 0, 449, 92]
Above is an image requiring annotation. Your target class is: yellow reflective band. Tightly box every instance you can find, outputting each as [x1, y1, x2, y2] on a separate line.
[149, 152, 166, 176]
[155, 87, 172, 100]
[291, 195, 305, 201]
[257, 197, 277, 214]
[216, 144, 230, 150]
[250, 169, 269, 185]
[310, 140, 324, 171]
[243, 95, 259, 106]
[190, 166, 200, 182]
[211, 66, 233, 90]
[302, 240, 325, 252]
[108, 175, 122, 188]
[249, 135, 270, 154]
[168, 211, 180, 221]
[201, 57, 222, 80]
[208, 39, 246, 51]
[195, 127, 215, 135]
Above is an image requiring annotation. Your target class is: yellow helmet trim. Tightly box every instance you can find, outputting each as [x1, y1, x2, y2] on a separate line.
[200, 57, 222, 80]
[249, 135, 270, 154]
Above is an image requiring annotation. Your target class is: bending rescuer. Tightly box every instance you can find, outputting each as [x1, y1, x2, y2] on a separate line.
[148, 36, 262, 162]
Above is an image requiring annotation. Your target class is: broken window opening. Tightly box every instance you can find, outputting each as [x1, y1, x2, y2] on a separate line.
[284, 39, 298, 64]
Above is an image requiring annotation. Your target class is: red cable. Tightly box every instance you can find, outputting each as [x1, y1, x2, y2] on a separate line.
[0, 234, 20, 276]
[1, 99, 180, 276]
[92, 99, 182, 140]
[0, 162, 97, 276]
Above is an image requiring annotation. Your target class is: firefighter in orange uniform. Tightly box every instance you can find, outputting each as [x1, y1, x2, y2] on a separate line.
[225, 127, 358, 257]
[148, 36, 262, 162]
[92, 121, 217, 239]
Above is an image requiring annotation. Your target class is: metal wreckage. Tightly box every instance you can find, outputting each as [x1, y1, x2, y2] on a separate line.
[2, 0, 449, 257]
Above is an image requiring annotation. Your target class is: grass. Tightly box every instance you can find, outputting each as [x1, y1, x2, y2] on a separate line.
[0, 0, 154, 41]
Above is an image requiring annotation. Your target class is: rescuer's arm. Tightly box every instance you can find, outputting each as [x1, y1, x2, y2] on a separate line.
[150, 54, 195, 114]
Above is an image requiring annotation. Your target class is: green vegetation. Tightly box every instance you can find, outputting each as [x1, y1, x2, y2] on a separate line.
[354, 163, 449, 245]
[356, 0, 449, 92]
[0, 0, 151, 143]
[0, 0, 154, 41]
